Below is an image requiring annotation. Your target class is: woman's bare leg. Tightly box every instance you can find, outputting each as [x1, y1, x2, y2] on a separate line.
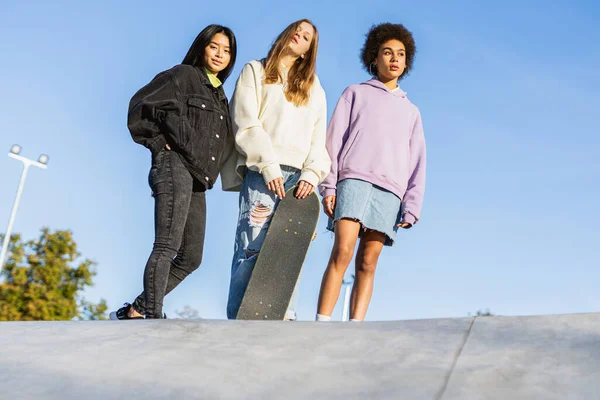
[316, 219, 362, 316]
[349, 230, 386, 321]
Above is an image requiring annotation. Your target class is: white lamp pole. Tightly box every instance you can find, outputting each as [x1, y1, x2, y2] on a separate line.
[341, 275, 354, 321]
[0, 145, 49, 274]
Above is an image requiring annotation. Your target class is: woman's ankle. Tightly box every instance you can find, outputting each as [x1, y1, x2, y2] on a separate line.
[316, 313, 331, 321]
[128, 305, 143, 318]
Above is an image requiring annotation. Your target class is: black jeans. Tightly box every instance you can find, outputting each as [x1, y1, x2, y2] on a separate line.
[132, 148, 206, 318]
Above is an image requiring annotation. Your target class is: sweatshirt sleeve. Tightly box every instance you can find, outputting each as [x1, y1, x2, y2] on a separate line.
[230, 62, 282, 185]
[299, 89, 331, 187]
[318, 94, 352, 198]
[401, 110, 427, 225]
[127, 66, 188, 156]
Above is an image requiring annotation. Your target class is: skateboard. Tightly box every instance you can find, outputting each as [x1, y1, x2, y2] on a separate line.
[236, 186, 320, 320]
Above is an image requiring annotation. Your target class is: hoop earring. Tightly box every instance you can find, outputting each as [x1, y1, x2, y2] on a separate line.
[369, 63, 377, 76]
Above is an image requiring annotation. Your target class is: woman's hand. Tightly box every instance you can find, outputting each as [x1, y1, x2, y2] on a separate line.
[322, 195, 336, 219]
[267, 177, 286, 198]
[295, 180, 314, 199]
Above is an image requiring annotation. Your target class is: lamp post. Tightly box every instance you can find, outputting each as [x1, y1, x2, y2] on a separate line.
[341, 274, 355, 321]
[0, 145, 49, 273]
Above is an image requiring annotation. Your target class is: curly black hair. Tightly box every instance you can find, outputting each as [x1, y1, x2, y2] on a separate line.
[360, 23, 416, 79]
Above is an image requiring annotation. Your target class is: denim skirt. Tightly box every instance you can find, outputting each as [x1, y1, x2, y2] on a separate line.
[326, 178, 401, 246]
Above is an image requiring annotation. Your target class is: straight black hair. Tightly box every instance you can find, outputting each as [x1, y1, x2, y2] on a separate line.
[182, 24, 237, 83]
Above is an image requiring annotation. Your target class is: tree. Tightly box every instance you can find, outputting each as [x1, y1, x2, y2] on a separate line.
[174, 305, 201, 319]
[468, 308, 495, 317]
[0, 228, 107, 321]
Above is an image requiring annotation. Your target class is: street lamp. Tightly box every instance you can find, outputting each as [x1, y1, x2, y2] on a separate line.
[341, 275, 355, 321]
[0, 145, 49, 273]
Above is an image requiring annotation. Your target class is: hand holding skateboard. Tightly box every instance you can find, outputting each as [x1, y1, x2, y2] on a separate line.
[267, 177, 286, 198]
[295, 180, 314, 199]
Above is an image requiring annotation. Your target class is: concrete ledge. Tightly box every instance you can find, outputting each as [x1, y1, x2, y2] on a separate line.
[0, 313, 598, 399]
[443, 313, 600, 400]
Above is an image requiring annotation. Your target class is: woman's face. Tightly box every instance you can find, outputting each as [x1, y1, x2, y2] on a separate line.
[203, 33, 231, 74]
[374, 39, 406, 81]
[287, 21, 315, 58]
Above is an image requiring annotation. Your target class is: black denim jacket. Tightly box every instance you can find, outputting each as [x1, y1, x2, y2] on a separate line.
[127, 64, 233, 189]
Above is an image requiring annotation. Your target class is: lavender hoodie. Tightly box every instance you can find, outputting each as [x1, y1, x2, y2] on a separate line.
[319, 79, 426, 225]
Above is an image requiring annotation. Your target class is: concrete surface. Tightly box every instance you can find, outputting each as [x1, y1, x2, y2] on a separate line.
[443, 313, 600, 400]
[0, 313, 598, 399]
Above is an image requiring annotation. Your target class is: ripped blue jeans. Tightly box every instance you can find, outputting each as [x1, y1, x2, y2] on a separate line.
[227, 166, 301, 320]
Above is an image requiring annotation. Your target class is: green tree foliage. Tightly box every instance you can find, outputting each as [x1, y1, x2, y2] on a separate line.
[0, 228, 107, 321]
[476, 309, 494, 317]
[175, 305, 201, 319]
[469, 308, 495, 317]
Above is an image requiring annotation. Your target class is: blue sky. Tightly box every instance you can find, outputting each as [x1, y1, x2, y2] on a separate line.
[1, 0, 598, 321]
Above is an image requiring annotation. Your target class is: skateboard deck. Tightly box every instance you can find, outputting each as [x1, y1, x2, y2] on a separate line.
[236, 187, 320, 320]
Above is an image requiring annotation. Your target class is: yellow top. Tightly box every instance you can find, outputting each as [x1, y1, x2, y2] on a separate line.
[204, 68, 222, 88]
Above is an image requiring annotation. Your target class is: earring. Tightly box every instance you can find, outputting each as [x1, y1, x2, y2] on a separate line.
[369, 63, 377, 76]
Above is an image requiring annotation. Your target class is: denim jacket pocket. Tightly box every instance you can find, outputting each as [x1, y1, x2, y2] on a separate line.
[187, 96, 218, 129]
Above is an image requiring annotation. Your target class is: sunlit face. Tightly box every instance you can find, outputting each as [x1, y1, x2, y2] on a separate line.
[374, 39, 406, 81]
[288, 21, 315, 58]
[203, 33, 231, 74]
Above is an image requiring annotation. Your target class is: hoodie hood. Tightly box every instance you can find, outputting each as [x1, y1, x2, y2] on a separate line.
[361, 79, 406, 98]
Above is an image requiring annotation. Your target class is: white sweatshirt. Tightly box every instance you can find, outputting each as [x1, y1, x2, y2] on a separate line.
[221, 60, 331, 191]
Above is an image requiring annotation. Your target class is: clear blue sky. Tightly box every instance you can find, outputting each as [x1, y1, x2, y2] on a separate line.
[1, 0, 599, 321]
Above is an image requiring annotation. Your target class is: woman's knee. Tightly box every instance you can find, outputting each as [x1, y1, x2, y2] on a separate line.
[175, 250, 203, 274]
[331, 243, 355, 267]
[150, 242, 179, 260]
[356, 249, 381, 276]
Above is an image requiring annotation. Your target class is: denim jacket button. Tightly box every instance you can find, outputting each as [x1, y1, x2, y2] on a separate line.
[201, 104, 206, 108]
[211, 156, 216, 161]
[204, 177, 209, 181]
[216, 134, 220, 138]
[220, 115, 223, 120]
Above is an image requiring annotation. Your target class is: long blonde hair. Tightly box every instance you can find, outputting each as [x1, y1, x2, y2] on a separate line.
[263, 19, 319, 107]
